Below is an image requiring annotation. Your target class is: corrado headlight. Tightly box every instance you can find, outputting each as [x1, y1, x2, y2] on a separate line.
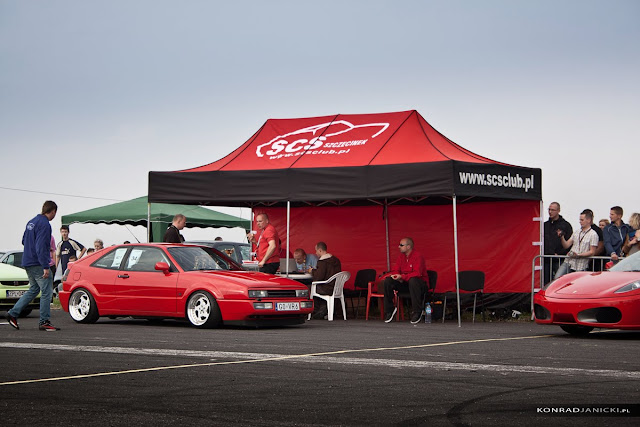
[614, 281, 640, 294]
[296, 289, 309, 298]
[248, 290, 269, 298]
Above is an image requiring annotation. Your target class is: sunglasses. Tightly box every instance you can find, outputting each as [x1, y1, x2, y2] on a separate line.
[398, 244, 407, 247]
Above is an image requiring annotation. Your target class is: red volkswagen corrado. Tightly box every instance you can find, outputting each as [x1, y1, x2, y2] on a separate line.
[59, 243, 313, 328]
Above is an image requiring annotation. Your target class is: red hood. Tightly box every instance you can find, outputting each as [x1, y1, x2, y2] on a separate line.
[186, 270, 306, 289]
[546, 271, 640, 298]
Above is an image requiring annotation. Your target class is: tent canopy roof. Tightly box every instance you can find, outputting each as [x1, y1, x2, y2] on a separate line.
[62, 196, 250, 229]
[149, 110, 541, 206]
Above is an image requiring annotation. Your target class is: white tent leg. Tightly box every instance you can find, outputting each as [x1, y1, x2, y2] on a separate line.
[384, 200, 390, 272]
[147, 203, 151, 242]
[453, 195, 461, 327]
[285, 201, 291, 275]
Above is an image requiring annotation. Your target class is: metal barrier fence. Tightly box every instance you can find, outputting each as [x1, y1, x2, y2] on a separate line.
[530, 254, 613, 319]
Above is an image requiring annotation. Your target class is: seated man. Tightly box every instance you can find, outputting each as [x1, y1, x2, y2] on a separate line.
[308, 242, 341, 319]
[383, 237, 429, 324]
[293, 248, 318, 273]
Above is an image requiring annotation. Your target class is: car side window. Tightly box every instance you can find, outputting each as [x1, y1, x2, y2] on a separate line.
[239, 245, 251, 261]
[92, 248, 129, 270]
[125, 247, 169, 272]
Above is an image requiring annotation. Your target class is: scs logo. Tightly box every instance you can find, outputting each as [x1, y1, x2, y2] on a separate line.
[255, 120, 389, 158]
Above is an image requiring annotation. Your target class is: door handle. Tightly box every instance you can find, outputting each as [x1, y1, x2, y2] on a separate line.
[117, 274, 129, 278]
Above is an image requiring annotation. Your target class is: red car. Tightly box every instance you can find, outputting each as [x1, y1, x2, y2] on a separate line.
[534, 251, 640, 335]
[59, 243, 313, 328]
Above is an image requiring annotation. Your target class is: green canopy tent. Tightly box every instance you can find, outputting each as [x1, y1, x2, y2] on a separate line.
[61, 196, 250, 242]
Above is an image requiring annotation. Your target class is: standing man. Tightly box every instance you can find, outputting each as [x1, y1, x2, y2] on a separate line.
[163, 214, 186, 243]
[308, 242, 342, 319]
[6, 200, 60, 331]
[247, 213, 280, 274]
[604, 206, 631, 263]
[583, 208, 605, 271]
[543, 202, 573, 284]
[383, 237, 429, 324]
[56, 225, 86, 274]
[554, 210, 599, 280]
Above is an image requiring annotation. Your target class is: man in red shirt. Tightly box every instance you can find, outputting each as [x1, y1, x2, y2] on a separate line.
[247, 213, 281, 274]
[383, 237, 429, 324]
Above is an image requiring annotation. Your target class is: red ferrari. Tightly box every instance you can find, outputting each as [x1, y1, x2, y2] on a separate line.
[534, 251, 640, 335]
[59, 243, 313, 328]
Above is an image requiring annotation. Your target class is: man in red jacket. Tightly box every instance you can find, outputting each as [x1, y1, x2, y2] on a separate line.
[383, 237, 429, 324]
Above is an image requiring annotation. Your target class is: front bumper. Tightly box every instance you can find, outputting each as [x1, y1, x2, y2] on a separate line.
[534, 294, 640, 329]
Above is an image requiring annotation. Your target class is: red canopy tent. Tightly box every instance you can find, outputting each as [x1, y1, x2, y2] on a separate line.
[149, 110, 542, 324]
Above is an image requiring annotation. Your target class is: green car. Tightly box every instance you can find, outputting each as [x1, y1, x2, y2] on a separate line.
[0, 263, 40, 317]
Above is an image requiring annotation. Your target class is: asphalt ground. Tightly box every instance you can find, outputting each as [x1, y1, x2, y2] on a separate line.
[1, 308, 639, 426]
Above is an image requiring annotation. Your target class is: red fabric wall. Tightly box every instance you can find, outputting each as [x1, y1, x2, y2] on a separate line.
[254, 200, 540, 293]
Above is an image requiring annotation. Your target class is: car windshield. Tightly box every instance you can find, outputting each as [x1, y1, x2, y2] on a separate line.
[168, 246, 242, 272]
[610, 251, 640, 272]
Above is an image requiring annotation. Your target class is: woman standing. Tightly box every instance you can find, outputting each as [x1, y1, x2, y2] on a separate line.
[622, 213, 640, 256]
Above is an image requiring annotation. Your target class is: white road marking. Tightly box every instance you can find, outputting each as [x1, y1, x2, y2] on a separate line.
[1, 335, 638, 385]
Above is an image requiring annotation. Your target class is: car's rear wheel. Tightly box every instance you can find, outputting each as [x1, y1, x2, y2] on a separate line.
[186, 291, 221, 328]
[68, 289, 99, 324]
[560, 325, 594, 336]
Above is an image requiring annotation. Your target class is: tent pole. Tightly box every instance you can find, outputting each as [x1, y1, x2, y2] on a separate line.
[534, 199, 544, 317]
[286, 201, 291, 275]
[147, 203, 151, 243]
[453, 195, 461, 327]
[384, 200, 390, 272]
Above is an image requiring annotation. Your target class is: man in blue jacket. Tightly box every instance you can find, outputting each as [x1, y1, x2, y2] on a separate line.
[604, 206, 632, 263]
[6, 200, 59, 331]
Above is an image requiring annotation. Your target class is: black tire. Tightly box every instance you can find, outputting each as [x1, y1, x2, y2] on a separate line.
[560, 325, 594, 336]
[18, 309, 32, 318]
[186, 291, 222, 328]
[68, 289, 100, 324]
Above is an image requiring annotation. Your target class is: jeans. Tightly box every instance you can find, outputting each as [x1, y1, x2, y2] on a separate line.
[553, 261, 575, 281]
[8, 265, 52, 323]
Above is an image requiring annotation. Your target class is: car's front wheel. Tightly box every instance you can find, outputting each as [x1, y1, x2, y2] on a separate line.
[68, 289, 99, 324]
[186, 291, 222, 328]
[560, 325, 594, 336]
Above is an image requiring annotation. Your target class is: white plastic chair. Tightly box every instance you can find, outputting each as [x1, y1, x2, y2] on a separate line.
[308, 271, 351, 321]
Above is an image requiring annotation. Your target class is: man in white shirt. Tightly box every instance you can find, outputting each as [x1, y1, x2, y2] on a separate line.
[554, 209, 599, 280]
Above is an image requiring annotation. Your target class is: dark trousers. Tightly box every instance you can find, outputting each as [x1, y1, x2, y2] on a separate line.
[543, 257, 563, 285]
[383, 277, 427, 316]
[259, 262, 279, 275]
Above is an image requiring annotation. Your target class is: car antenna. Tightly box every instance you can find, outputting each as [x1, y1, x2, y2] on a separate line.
[124, 225, 141, 243]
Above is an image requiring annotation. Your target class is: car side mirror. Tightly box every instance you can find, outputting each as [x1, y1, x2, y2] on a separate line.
[155, 262, 170, 274]
[604, 261, 614, 271]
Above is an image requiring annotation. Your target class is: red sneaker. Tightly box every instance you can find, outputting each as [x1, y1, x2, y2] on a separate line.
[39, 321, 60, 331]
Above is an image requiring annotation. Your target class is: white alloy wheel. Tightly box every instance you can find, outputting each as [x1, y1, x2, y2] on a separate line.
[187, 291, 212, 326]
[68, 289, 99, 323]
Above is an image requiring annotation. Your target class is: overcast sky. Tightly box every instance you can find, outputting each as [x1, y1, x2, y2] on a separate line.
[1, 0, 638, 251]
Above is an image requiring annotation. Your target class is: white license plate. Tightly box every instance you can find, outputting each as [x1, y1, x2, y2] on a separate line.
[275, 302, 300, 311]
[6, 290, 27, 298]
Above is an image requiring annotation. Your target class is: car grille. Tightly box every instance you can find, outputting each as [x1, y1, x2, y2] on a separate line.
[266, 290, 298, 298]
[0, 280, 29, 287]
